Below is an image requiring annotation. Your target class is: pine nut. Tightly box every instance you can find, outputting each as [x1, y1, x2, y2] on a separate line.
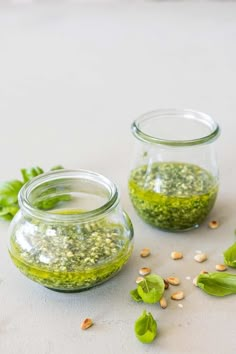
[208, 220, 219, 229]
[159, 296, 167, 309]
[171, 251, 183, 260]
[215, 264, 227, 272]
[166, 276, 180, 286]
[139, 267, 151, 276]
[192, 276, 198, 286]
[194, 253, 207, 263]
[140, 248, 151, 257]
[164, 279, 169, 289]
[81, 318, 93, 330]
[171, 291, 184, 300]
[136, 276, 144, 284]
[200, 270, 208, 274]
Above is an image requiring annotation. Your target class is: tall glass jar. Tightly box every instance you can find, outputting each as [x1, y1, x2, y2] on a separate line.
[128, 109, 220, 232]
[9, 170, 133, 292]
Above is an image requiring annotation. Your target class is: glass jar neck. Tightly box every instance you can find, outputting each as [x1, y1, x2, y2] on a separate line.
[132, 109, 220, 147]
[18, 169, 119, 223]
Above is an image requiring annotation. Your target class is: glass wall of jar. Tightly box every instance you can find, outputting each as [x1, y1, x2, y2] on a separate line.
[128, 109, 220, 232]
[9, 170, 134, 292]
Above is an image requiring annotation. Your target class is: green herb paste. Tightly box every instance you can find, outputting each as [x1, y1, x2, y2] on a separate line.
[128, 162, 218, 231]
[9, 216, 133, 292]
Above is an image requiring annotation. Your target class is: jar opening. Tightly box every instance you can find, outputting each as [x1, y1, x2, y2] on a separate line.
[19, 170, 119, 222]
[132, 109, 220, 146]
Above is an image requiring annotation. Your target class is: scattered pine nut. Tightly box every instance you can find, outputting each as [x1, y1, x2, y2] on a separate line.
[171, 251, 183, 260]
[139, 267, 151, 276]
[140, 248, 151, 257]
[159, 296, 168, 309]
[178, 303, 184, 309]
[215, 264, 227, 272]
[171, 291, 184, 300]
[194, 253, 207, 263]
[164, 279, 169, 289]
[185, 276, 191, 280]
[208, 220, 219, 229]
[192, 276, 198, 286]
[81, 318, 93, 330]
[200, 270, 208, 274]
[136, 276, 144, 284]
[166, 276, 180, 286]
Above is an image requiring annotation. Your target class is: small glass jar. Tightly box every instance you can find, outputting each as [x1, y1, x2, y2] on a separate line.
[9, 170, 133, 292]
[128, 109, 220, 232]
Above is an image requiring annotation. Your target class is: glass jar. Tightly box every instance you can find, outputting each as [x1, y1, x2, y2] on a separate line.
[9, 169, 133, 292]
[128, 109, 220, 232]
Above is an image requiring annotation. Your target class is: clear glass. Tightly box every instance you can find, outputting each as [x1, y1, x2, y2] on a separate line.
[128, 109, 220, 232]
[8, 170, 134, 292]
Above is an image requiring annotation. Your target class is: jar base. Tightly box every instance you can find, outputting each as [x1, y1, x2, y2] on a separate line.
[151, 223, 200, 233]
[43, 265, 126, 293]
[44, 286, 93, 293]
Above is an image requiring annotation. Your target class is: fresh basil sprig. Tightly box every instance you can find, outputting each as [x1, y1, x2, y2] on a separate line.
[223, 242, 236, 268]
[134, 310, 157, 344]
[0, 165, 64, 221]
[0, 180, 24, 220]
[197, 272, 236, 297]
[130, 274, 164, 304]
[21, 167, 44, 183]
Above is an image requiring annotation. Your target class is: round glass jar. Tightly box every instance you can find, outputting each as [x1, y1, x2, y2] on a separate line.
[9, 170, 133, 292]
[128, 109, 220, 232]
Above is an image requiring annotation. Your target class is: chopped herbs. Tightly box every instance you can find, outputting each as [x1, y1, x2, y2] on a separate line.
[129, 162, 218, 231]
[9, 216, 133, 291]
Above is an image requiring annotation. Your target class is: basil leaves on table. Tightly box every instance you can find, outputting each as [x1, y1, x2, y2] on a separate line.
[223, 242, 236, 268]
[197, 272, 236, 297]
[130, 274, 164, 304]
[134, 310, 157, 344]
[0, 165, 64, 221]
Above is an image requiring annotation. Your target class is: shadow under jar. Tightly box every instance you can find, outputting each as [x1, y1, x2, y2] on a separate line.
[128, 109, 220, 232]
[9, 170, 133, 292]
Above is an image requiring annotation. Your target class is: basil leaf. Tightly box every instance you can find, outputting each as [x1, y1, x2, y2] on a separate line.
[0, 165, 65, 221]
[223, 243, 236, 268]
[21, 166, 44, 183]
[50, 165, 64, 171]
[197, 272, 236, 296]
[34, 194, 71, 210]
[130, 289, 143, 302]
[0, 205, 19, 220]
[137, 274, 164, 304]
[134, 310, 157, 344]
[0, 180, 23, 206]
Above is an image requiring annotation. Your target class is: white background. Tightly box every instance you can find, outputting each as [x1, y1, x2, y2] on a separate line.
[0, 1, 236, 354]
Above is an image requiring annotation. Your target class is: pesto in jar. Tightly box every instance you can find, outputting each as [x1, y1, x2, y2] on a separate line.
[128, 162, 218, 231]
[9, 216, 133, 292]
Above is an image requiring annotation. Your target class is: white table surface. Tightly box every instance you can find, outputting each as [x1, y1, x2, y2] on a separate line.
[0, 1, 236, 354]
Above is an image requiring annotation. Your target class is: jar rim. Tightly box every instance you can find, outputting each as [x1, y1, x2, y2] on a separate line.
[131, 109, 220, 146]
[19, 169, 119, 222]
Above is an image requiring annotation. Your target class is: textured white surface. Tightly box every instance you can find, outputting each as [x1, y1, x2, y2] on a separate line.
[0, 1, 236, 354]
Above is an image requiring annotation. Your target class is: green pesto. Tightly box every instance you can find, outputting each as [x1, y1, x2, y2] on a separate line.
[128, 162, 218, 231]
[9, 215, 133, 292]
